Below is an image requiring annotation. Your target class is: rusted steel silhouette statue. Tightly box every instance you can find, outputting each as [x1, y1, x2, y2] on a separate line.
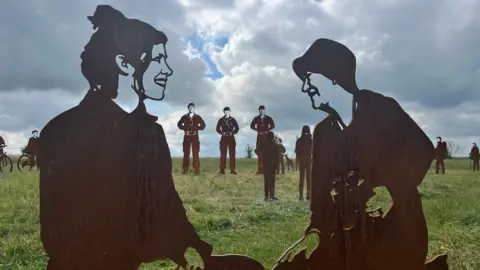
[470, 142, 479, 171]
[273, 38, 448, 269]
[177, 103, 206, 174]
[216, 107, 239, 175]
[258, 131, 279, 201]
[250, 105, 275, 174]
[276, 137, 286, 175]
[37, 6, 225, 269]
[295, 125, 312, 201]
[435, 136, 447, 174]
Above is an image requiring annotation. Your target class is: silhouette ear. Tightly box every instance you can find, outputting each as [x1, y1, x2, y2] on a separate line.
[115, 55, 130, 76]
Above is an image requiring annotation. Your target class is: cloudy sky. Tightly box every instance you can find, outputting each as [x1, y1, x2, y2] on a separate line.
[0, 0, 479, 158]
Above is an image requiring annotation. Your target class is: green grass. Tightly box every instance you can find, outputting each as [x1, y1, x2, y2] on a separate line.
[0, 158, 479, 269]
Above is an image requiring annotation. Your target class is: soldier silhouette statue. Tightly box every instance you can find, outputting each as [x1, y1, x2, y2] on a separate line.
[250, 105, 275, 174]
[273, 38, 448, 269]
[216, 106, 239, 175]
[177, 102, 206, 174]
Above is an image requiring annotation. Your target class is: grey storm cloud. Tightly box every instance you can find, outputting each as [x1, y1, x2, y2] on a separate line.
[206, 0, 480, 136]
[0, 90, 81, 132]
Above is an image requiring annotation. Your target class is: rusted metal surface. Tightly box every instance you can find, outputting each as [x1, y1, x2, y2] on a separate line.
[177, 103, 206, 174]
[295, 125, 312, 201]
[38, 5, 215, 269]
[435, 137, 447, 174]
[216, 107, 239, 174]
[273, 38, 449, 269]
[250, 105, 275, 174]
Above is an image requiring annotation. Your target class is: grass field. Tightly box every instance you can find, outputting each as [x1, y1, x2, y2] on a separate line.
[0, 157, 479, 269]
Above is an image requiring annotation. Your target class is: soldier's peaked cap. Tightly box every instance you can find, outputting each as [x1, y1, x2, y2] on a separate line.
[32, 130, 38, 134]
[259, 105, 265, 110]
[188, 102, 195, 108]
[223, 107, 230, 112]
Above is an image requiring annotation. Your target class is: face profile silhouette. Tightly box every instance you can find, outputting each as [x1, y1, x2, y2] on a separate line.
[81, 5, 173, 101]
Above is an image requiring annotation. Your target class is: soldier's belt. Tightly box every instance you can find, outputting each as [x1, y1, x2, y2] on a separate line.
[258, 131, 268, 135]
[185, 131, 198, 136]
[222, 132, 233, 136]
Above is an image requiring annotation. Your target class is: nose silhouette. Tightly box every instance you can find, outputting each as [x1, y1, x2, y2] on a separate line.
[160, 56, 173, 77]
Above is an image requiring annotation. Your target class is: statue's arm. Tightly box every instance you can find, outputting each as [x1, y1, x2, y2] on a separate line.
[269, 117, 275, 130]
[233, 118, 240, 134]
[197, 116, 206, 131]
[216, 119, 223, 135]
[177, 116, 185, 130]
[250, 117, 257, 131]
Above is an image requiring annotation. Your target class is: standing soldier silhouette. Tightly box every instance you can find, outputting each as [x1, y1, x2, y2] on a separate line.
[216, 107, 240, 175]
[258, 131, 279, 201]
[435, 136, 447, 174]
[250, 105, 275, 174]
[276, 137, 286, 175]
[177, 103, 206, 174]
[470, 142, 479, 171]
[295, 125, 312, 201]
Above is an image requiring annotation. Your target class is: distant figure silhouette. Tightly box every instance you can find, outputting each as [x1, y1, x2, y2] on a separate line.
[435, 136, 447, 174]
[295, 125, 312, 201]
[250, 105, 275, 174]
[216, 107, 239, 175]
[470, 142, 479, 171]
[177, 102, 206, 174]
[276, 137, 286, 175]
[258, 131, 279, 201]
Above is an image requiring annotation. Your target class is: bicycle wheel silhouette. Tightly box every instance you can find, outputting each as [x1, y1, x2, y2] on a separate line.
[17, 154, 35, 172]
[0, 154, 13, 172]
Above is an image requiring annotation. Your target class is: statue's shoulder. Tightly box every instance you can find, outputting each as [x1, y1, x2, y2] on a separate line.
[42, 93, 128, 141]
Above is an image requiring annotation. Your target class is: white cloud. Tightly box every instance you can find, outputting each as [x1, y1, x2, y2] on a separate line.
[178, 0, 480, 156]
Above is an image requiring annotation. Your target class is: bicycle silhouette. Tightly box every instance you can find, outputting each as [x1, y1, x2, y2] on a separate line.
[0, 147, 13, 172]
[17, 148, 39, 172]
